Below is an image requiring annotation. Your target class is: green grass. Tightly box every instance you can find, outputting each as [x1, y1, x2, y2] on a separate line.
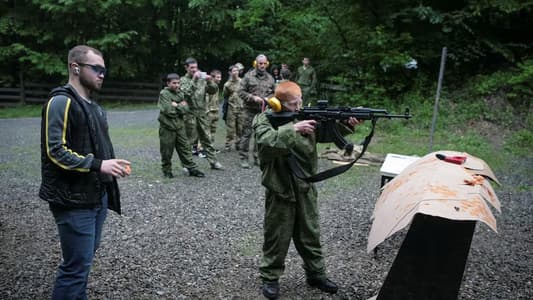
[0, 104, 42, 118]
[0, 101, 156, 119]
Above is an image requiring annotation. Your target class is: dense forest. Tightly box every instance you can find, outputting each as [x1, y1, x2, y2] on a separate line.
[1, 0, 532, 110]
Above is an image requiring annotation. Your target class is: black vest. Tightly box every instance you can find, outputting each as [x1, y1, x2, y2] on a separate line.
[39, 85, 121, 214]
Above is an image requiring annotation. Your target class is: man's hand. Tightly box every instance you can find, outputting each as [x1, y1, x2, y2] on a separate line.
[193, 71, 211, 80]
[100, 159, 131, 178]
[171, 101, 178, 107]
[253, 96, 264, 104]
[178, 100, 188, 106]
[347, 116, 362, 127]
[294, 120, 317, 135]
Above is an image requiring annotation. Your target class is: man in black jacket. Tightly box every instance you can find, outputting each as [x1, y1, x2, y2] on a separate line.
[40, 45, 129, 300]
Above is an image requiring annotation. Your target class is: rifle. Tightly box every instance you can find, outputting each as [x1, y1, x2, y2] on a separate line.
[265, 99, 412, 182]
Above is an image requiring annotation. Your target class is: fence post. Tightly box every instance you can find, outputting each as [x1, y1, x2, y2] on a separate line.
[19, 67, 26, 105]
[428, 47, 447, 152]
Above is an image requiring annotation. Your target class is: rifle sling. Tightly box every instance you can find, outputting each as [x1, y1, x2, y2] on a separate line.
[288, 118, 377, 183]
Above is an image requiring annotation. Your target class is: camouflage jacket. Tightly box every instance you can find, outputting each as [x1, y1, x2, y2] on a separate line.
[223, 78, 243, 111]
[180, 74, 218, 113]
[238, 69, 275, 112]
[206, 84, 220, 113]
[253, 111, 354, 201]
[295, 65, 317, 89]
[157, 87, 189, 129]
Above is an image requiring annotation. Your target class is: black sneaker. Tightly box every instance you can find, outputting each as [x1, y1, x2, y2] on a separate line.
[262, 281, 280, 299]
[163, 172, 174, 178]
[188, 169, 205, 177]
[306, 277, 338, 294]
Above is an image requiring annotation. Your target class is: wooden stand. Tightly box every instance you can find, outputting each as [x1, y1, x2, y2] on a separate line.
[376, 214, 476, 300]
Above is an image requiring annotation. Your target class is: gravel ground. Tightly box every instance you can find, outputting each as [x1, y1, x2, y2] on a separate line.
[0, 109, 531, 300]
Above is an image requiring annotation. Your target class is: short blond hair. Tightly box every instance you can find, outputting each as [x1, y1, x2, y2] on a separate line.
[68, 45, 102, 64]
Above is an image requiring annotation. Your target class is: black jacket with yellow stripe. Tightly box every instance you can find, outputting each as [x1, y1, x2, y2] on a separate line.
[39, 85, 121, 214]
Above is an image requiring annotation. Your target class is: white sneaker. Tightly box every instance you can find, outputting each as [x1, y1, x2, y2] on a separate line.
[211, 162, 223, 170]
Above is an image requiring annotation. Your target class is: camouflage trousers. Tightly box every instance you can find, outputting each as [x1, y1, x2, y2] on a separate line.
[185, 110, 218, 164]
[259, 185, 326, 282]
[238, 109, 259, 161]
[225, 108, 243, 150]
[159, 123, 197, 173]
[207, 110, 219, 143]
[301, 85, 314, 106]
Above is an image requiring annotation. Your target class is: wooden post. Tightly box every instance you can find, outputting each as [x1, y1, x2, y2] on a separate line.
[429, 47, 447, 152]
[376, 214, 476, 300]
[19, 66, 26, 105]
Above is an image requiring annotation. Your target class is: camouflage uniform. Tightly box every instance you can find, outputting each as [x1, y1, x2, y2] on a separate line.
[206, 84, 220, 143]
[157, 87, 198, 174]
[252, 111, 354, 283]
[223, 77, 243, 150]
[295, 65, 317, 105]
[180, 74, 219, 165]
[238, 69, 275, 162]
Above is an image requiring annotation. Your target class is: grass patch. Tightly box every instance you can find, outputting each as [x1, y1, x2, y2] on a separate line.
[504, 129, 533, 157]
[0, 104, 42, 118]
[0, 101, 156, 119]
[110, 126, 158, 146]
[100, 101, 156, 111]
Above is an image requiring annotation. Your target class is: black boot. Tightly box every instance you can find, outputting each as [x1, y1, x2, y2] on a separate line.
[163, 171, 174, 178]
[306, 277, 338, 294]
[188, 169, 205, 177]
[262, 281, 280, 299]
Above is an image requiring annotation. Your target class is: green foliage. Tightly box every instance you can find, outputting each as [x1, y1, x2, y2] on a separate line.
[504, 129, 533, 157]
[1, 0, 531, 88]
[472, 59, 533, 104]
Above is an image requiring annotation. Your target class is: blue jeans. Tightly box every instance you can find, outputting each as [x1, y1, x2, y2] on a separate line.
[50, 193, 108, 300]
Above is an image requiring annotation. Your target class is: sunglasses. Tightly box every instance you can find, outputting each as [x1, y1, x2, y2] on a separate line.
[77, 63, 107, 76]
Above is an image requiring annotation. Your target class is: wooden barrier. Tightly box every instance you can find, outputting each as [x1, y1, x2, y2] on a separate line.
[1, 80, 345, 106]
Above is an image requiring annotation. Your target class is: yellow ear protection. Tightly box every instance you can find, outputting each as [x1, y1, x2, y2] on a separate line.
[265, 97, 282, 112]
[253, 59, 270, 68]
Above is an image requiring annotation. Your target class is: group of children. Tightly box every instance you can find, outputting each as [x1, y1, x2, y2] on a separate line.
[157, 57, 313, 177]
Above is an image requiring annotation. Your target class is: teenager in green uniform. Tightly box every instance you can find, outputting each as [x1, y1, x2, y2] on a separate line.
[180, 58, 223, 170]
[253, 81, 361, 299]
[223, 65, 243, 151]
[206, 69, 222, 144]
[158, 73, 205, 178]
[294, 57, 317, 106]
